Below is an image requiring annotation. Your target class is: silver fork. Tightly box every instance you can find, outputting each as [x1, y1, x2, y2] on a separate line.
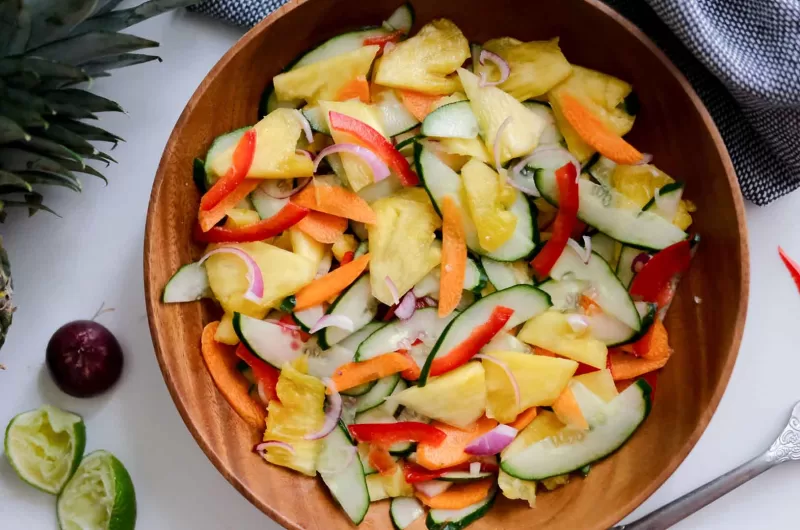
[613, 401, 800, 530]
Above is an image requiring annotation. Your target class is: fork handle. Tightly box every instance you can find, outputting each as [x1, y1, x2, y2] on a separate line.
[612, 453, 774, 530]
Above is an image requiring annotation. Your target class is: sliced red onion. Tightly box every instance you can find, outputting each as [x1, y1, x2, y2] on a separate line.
[385, 276, 400, 305]
[316, 251, 333, 278]
[469, 462, 482, 476]
[314, 144, 390, 182]
[304, 378, 342, 440]
[317, 445, 357, 475]
[199, 247, 263, 302]
[464, 424, 518, 456]
[296, 149, 313, 160]
[633, 152, 654, 166]
[414, 480, 453, 497]
[293, 109, 314, 144]
[475, 354, 520, 411]
[566, 314, 590, 333]
[631, 252, 651, 273]
[567, 236, 592, 264]
[422, 296, 437, 308]
[395, 291, 417, 320]
[263, 177, 312, 199]
[479, 50, 510, 87]
[264, 318, 301, 331]
[254, 440, 295, 456]
[309, 315, 355, 335]
[493, 116, 512, 174]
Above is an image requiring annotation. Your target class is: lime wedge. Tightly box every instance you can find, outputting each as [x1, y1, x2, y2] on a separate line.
[57, 450, 137, 530]
[4, 405, 86, 494]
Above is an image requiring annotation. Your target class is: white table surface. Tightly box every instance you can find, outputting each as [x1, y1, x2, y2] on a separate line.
[1, 8, 799, 530]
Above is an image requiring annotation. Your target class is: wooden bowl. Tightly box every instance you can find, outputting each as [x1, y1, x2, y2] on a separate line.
[144, 0, 749, 527]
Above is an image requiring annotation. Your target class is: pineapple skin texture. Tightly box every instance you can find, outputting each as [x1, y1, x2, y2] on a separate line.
[375, 19, 470, 95]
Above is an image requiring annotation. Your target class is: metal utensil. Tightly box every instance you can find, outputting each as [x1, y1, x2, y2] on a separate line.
[613, 401, 800, 529]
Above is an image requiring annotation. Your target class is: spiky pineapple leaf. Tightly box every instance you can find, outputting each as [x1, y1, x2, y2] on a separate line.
[93, 0, 126, 16]
[79, 53, 160, 76]
[51, 118, 121, 145]
[87, 151, 116, 165]
[71, 0, 199, 36]
[0, 0, 30, 56]
[0, 148, 75, 178]
[59, 158, 107, 184]
[43, 88, 123, 113]
[21, 136, 83, 165]
[17, 170, 82, 192]
[28, 31, 159, 66]
[0, 117, 30, 144]
[0, 170, 32, 193]
[1, 192, 60, 218]
[27, 0, 99, 49]
[45, 101, 97, 120]
[43, 123, 100, 153]
[5, 70, 40, 90]
[0, 102, 48, 129]
[0, 57, 88, 81]
[1, 83, 55, 115]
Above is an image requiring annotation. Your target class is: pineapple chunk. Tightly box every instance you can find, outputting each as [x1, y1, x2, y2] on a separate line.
[223, 208, 260, 229]
[553, 371, 618, 429]
[498, 470, 536, 508]
[548, 65, 636, 162]
[263, 362, 326, 476]
[215, 312, 240, 345]
[375, 19, 470, 95]
[321, 99, 388, 191]
[368, 188, 442, 305]
[551, 384, 588, 430]
[573, 369, 618, 403]
[431, 91, 468, 111]
[476, 37, 572, 101]
[331, 233, 358, 262]
[458, 68, 545, 164]
[209, 109, 314, 179]
[205, 242, 316, 317]
[482, 351, 577, 423]
[517, 310, 608, 368]
[502, 409, 564, 459]
[289, 228, 328, 271]
[437, 137, 491, 163]
[541, 474, 571, 491]
[274, 45, 380, 103]
[392, 362, 486, 428]
[461, 159, 518, 252]
[611, 164, 694, 230]
[366, 465, 413, 501]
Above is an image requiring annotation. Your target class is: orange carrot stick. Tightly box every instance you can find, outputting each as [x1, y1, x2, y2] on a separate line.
[416, 417, 498, 470]
[506, 407, 538, 431]
[331, 351, 415, 392]
[198, 179, 261, 232]
[368, 444, 398, 476]
[200, 322, 265, 429]
[558, 92, 643, 165]
[399, 89, 441, 121]
[439, 195, 466, 317]
[295, 210, 348, 244]
[335, 75, 371, 103]
[294, 253, 370, 311]
[416, 478, 495, 510]
[608, 350, 669, 381]
[292, 183, 377, 224]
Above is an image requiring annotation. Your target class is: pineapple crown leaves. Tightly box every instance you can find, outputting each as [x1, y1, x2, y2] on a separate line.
[0, 0, 199, 220]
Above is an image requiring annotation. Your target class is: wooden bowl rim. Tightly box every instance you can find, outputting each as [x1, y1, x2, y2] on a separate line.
[143, 0, 749, 527]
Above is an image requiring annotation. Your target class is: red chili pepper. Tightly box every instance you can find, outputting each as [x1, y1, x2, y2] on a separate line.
[193, 202, 308, 243]
[328, 111, 419, 186]
[340, 251, 355, 266]
[348, 422, 447, 446]
[362, 30, 404, 53]
[531, 163, 579, 280]
[629, 240, 692, 306]
[236, 343, 280, 403]
[403, 461, 499, 483]
[200, 128, 257, 212]
[779, 246, 800, 294]
[428, 306, 514, 378]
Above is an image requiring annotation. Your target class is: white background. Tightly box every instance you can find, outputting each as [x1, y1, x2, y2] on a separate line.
[2, 7, 799, 530]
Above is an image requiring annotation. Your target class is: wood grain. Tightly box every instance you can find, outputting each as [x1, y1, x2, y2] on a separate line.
[143, 0, 749, 528]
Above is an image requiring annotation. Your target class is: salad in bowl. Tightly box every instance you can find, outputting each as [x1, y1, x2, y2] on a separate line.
[162, 4, 697, 528]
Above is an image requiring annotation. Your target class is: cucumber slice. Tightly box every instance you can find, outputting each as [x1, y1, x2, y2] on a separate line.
[531, 148, 687, 250]
[412, 270, 440, 298]
[482, 331, 531, 354]
[318, 421, 369, 525]
[295, 27, 393, 70]
[644, 181, 685, 221]
[464, 257, 488, 293]
[356, 307, 456, 362]
[192, 157, 206, 193]
[480, 257, 532, 291]
[523, 102, 563, 146]
[538, 279, 591, 312]
[342, 381, 378, 397]
[355, 374, 400, 414]
[426, 488, 496, 530]
[390, 497, 424, 530]
[385, 3, 414, 33]
[292, 304, 324, 332]
[232, 313, 304, 369]
[437, 471, 493, 482]
[357, 174, 404, 204]
[306, 343, 354, 380]
[590, 232, 616, 264]
[500, 380, 651, 480]
[301, 106, 329, 134]
[162, 262, 210, 303]
[421, 101, 479, 139]
[375, 90, 420, 137]
[585, 155, 616, 187]
[551, 246, 640, 331]
[354, 241, 369, 258]
[584, 302, 654, 346]
[204, 127, 248, 186]
[615, 246, 642, 288]
[416, 143, 537, 261]
[410, 258, 484, 299]
[419, 285, 552, 384]
[319, 275, 379, 349]
[250, 182, 288, 220]
[384, 379, 408, 417]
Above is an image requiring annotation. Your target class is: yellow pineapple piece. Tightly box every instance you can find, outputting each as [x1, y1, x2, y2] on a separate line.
[431, 91, 468, 111]
[461, 159, 518, 252]
[437, 137, 491, 163]
[518, 310, 608, 368]
[289, 228, 328, 271]
[223, 208, 260, 230]
[502, 409, 565, 459]
[366, 465, 414, 500]
[215, 312, 240, 345]
[541, 474, 571, 491]
[375, 19, 470, 95]
[611, 164, 694, 230]
[498, 470, 537, 507]
[573, 369, 618, 403]
[331, 233, 358, 262]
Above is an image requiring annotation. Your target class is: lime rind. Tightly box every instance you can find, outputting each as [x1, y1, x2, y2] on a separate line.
[57, 450, 137, 530]
[4, 405, 86, 495]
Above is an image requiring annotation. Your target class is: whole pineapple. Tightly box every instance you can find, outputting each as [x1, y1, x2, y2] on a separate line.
[0, 0, 198, 347]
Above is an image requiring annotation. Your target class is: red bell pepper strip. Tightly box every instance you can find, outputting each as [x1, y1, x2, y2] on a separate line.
[629, 239, 692, 306]
[779, 246, 800, 294]
[362, 30, 404, 53]
[194, 202, 308, 243]
[403, 461, 499, 484]
[340, 251, 355, 266]
[328, 111, 419, 186]
[426, 306, 514, 379]
[348, 422, 447, 446]
[278, 314, 312, 342]
[531, 162, 579, 280]
[236, 343, 280, 403]
[200, 128, 257, 212]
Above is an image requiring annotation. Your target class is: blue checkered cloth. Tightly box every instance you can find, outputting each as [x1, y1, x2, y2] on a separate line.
[188, 0, 800, 205]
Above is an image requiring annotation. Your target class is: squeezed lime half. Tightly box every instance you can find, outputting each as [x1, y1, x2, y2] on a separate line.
[4, 405, 86, 494]
[57, 450, 137, 530]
